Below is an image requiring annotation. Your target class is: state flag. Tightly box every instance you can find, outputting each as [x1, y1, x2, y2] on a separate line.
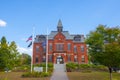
[28, 41, 32, 47]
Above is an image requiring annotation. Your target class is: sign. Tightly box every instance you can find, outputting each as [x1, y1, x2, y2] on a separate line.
[34, 67, 43, 72]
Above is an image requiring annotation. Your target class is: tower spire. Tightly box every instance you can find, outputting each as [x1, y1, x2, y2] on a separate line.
[57, 19, 63, 32]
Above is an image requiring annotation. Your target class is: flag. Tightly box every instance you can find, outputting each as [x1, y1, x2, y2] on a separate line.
[28, 41, 32, 47]
[26, 35, 32, 42]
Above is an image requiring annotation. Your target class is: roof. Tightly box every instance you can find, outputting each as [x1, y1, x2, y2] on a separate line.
[34, 31, 84, 43]
[57, 19, 63, 28]
[34, 20, 85, 43]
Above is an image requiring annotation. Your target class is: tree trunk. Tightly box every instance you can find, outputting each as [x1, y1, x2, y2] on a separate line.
[109, 67, 112, 80]
[110, 72, 112, 80]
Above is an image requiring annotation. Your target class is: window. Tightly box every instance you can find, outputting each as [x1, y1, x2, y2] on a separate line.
[43, 46, 46, 53]
[42, 56, 46, 62]
[81, 45, 84, 52]
[67, 43, 71, 51]
[74, 35, 81, 41]
[74, 55, 78, 62]
[68, 55, 71, 62]
[49, 55, 52, 62]
[36, 46, 39, 53]
[35, 56, 39, 63]
[49, 43, 52, 51]
[81, 55, 85, 62]
[74, 45, 77, 53]
[38, 35, 46, 42]
[56, 43, 64, 51]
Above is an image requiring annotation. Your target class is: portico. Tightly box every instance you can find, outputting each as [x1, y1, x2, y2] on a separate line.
[53, 53, 66, 64]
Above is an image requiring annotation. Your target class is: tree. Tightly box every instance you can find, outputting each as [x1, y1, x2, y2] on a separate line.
[0, 36, 10, 70]
[86, 25, 120, 80]
[0, 36, 20, 70]
[19, 53, 31, 65]
[9, 41, 20, 68]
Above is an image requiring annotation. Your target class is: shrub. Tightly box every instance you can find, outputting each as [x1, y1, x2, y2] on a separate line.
[12, 65, 30, 72]
[66, 63, 78, 72]
[79, 64, 91, 69]
[48, 63, 53, 67]
[66, 63, 108, 72]
[41, 72, 50, 77]
[22, 72, 51, 78]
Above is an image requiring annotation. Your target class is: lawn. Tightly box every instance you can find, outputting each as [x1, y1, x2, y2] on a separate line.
[67, 71, 120, 80]
[0, 71, 120, 80]
[0, 72, 50, 80]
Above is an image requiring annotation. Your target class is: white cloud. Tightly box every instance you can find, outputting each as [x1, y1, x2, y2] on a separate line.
[17, 45, 32, 56]
[0, 19, 7, 27]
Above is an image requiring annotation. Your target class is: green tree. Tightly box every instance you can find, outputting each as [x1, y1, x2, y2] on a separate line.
[20, 53, 31, 65]
[0, 36, 20, 70]
[9, 41, 20, 68]
[86, 25, 120, 80]
[0, 36, 10, 70]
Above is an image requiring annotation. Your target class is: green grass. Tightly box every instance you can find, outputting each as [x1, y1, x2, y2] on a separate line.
[0, 71, 120, 80]
[0, 72, 50, 80]
[67, 71, 120, 80]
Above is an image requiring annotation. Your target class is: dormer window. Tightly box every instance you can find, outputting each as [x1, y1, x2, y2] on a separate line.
[74, 35, 81, 41]
[38, 35, 46, 42]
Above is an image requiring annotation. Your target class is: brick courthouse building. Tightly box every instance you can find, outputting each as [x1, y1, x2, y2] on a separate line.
[33, 20, 88, 64]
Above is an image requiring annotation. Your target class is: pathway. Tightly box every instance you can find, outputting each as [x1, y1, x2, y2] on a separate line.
[50, 64, 69, 80]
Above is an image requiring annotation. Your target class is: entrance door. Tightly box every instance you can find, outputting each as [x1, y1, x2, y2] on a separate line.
[56, 56, 64, 64]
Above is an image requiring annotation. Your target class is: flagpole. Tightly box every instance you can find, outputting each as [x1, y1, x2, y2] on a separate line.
[31, 27, 35, 73]
[46, 28, 48, 73]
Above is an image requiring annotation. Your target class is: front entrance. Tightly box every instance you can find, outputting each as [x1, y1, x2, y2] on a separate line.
[56, 56, 64, 64]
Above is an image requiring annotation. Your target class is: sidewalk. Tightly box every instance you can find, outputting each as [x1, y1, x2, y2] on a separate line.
[50, 64, 69, 80]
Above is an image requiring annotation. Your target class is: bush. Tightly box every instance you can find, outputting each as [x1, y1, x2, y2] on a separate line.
[79, 64, 91, 69]
[41, 72, 50, 77]
[66, 63, 108, 72]
[48, 63, 53, 67]
[66, 63, 78, 72]
[94, 65, 108, 71]
[12, 65, 30, 72]
[22, 72, 51, 78]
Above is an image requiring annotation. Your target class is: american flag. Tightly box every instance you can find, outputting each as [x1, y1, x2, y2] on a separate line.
[26, 35, 32, 42]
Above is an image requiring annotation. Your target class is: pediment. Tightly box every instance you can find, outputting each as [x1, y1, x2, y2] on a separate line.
[54, 32, 66, 41]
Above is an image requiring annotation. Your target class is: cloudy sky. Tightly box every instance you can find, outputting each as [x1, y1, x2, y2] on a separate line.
[0, 0, 120, 55]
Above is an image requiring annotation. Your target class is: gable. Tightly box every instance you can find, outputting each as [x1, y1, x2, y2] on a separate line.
[54, 32, 66, 41]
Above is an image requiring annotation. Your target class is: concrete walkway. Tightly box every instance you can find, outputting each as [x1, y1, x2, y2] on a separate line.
[50, 64, 69, 80]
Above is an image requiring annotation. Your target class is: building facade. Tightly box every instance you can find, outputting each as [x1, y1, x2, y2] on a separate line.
[33, 20, 88, 64]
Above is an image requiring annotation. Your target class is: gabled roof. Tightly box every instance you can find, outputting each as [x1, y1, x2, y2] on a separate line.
[48, 31, 72, 40]
[34, 20, 85, 43]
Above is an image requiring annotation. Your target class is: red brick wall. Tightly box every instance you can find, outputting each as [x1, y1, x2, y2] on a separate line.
[33, 32, 88, 64]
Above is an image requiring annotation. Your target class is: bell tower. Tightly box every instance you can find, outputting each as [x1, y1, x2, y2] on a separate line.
[57, 19, 63, 32]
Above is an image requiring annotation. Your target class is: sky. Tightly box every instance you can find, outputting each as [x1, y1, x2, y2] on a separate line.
[0, 0, 120, 55]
